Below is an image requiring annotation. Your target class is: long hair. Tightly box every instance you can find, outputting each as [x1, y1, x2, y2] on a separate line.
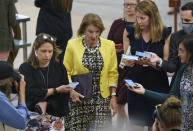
[158, 96, 182, 128]
[134, 0, 165, 43]
[77, 13, 105, 37]
[0, 78, 13, 100]
[27, 33, 61, 69]
[51, 0, 73, 13]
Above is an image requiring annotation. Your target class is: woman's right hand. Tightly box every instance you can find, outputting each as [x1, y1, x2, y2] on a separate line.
[126, 83, 145, 95]
[71, 90, 85, 104]
[123, 59, 135, 67]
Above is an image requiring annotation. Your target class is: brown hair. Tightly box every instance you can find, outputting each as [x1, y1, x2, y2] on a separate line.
[51, 0, 73, 13]
[77, 13, 105, 37]
[179, 34, 193, 66]
[27, 33, 61, 69]
[134, 0, 165, 43]
[158, 96, 182, 128]
[0, 78, 13, 100]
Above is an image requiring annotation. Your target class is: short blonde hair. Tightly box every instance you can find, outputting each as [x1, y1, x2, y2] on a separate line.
[77, 13, 105, 37]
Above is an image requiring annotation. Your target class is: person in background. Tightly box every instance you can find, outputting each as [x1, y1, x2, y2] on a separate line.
[35, 0, 73, 63]
[19, 33, 71, 130]
[64, 13, 118, 130]
[8, 0, 22, 66]
[0, 61, 29, 130]
[0, 0, 16, 61]
[152, 96, 182, 131]
[107, 0, 140, 125]
[127, 34, 193, 130]
[122, 0, 172, 130]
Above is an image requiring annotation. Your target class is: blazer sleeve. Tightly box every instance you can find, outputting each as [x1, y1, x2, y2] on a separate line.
[144, 65, 185, 103]
[63, 41, 73, 82]
[108, 42, 118, 87]
[19, 64, 48, 111]
[8, 0, 16, 27]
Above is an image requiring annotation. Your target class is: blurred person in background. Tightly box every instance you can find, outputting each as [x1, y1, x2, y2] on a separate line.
[0, 61, 29, 130]
[8, 0, 22, 66]
[0, 0, 16, 61]
[152, 96, 182, 131]
[35, 0, 73, 63]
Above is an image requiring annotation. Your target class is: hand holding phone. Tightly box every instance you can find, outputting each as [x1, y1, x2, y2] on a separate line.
[124, 79, 138, 88]
[68, 82, 79, 88]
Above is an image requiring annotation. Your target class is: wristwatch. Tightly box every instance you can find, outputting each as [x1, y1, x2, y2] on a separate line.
[111, 92, 116, 96]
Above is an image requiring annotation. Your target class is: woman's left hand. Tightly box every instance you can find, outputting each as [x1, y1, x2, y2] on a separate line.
[109, 96, 118, 117]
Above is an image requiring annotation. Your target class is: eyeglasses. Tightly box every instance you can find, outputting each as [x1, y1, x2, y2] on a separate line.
[123, 3, 137, 8]
[153, 104, 163, 122]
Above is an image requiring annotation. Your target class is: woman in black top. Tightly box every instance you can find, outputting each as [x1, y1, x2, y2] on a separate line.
[19, 33, 71, 130]
[35, 0, 73, 63]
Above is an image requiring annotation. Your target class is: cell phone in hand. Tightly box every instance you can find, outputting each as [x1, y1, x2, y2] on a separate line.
[122, 54, 139, 61]
[68, 82, 79, 88]
[135, 51, 151, 58]
[124, 79, 138, 88]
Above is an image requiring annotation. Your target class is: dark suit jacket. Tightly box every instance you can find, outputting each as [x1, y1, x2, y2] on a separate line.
[0, 0, 16, 51]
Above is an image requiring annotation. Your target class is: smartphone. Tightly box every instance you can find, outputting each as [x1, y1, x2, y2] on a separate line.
[135, 51, 152, 58]
[124, 79, 137, 87]
[68, 82, 79, 88]
[122, 54, 139, 61]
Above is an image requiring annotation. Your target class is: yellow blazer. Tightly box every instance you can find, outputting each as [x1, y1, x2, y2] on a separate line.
[64, 37, 118, 98]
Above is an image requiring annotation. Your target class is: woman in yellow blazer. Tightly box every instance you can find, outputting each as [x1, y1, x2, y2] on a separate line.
[64, 13, 118, 130]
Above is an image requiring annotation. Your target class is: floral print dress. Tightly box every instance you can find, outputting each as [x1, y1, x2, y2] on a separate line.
[180, 66, 193, 130]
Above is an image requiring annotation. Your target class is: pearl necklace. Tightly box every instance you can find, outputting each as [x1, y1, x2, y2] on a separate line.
[83, 39, 100, 54]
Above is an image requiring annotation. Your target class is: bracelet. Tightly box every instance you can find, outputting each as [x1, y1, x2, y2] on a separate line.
[53, 88, 57, 95]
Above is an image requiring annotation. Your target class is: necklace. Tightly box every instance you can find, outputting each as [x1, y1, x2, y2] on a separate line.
[83, 39, 100, 54]
[39, 65, 49, 89]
